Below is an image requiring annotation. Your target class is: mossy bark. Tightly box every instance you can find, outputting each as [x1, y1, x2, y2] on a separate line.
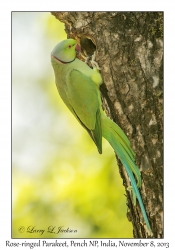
[51, 11, 163, 238]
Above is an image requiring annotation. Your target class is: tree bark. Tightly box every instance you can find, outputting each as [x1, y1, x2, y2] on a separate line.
[51, 11, 163, 238]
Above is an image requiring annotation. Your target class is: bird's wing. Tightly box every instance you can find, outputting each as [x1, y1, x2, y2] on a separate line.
[66, 69, 102, 153]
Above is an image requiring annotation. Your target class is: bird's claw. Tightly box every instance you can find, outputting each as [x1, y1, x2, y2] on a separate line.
[85, 56, 90, 64]
[91, 52, 101, 70]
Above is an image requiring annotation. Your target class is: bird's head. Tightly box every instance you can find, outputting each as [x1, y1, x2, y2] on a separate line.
[51, 39, 81, 64]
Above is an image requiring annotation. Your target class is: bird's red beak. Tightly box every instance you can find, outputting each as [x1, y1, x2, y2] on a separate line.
[75, 44, 81, 54]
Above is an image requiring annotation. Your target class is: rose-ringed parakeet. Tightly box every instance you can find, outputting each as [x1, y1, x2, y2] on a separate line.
[51, 39, 152, 234]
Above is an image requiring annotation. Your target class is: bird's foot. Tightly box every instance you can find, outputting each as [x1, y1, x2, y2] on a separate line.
[85, 56, 90, 64]
[80, 53, 90, 64]
[91, 51, 101, 70]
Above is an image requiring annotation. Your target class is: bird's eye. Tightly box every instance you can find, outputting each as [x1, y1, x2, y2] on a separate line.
[68, 45, 72, 49]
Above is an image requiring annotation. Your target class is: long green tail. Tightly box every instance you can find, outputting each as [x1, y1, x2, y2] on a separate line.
[102, 114, 152, 233]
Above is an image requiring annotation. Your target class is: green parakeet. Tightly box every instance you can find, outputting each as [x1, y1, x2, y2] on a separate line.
[51, 39, 152, 233]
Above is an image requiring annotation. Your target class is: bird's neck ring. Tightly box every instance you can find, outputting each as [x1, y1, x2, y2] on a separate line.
[51, 55, 76, 64]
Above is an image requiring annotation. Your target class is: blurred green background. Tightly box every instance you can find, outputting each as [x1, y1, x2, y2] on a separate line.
[12, 12, 133, 238]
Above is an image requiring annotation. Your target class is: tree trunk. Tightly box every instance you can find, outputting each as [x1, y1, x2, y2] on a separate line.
[51, 11, 163, 238]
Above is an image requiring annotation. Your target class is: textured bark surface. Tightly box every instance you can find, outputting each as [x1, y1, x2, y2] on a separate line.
[51, 12, 163, 238]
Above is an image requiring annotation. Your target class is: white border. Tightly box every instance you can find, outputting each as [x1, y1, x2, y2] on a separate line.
[1, 1, 175, 248]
